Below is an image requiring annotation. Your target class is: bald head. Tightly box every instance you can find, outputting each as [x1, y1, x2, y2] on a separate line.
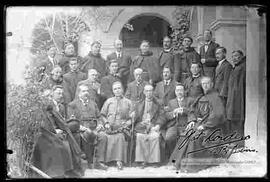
[144, 84, 154, 100]
[88, 69, 99, 82]
[134, 68, 143, 83]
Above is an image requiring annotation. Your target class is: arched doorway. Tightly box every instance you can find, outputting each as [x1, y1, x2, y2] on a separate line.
[119, 15, 172, 57]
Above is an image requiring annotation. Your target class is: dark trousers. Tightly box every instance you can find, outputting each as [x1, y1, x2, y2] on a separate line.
[80, 131, 107, 164]
[164, 126, 178, 162]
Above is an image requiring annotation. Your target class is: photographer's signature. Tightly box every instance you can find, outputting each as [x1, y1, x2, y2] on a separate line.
[177, 128, 257, 158]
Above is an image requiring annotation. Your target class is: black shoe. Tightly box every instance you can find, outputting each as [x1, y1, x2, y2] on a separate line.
[94, 162, 108, 170]
[116, 161, 123, 170]
[80, 153, 87, 160]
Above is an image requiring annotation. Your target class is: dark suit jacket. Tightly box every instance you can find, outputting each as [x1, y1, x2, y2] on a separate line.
[106, 51, 132, 87]
[134, 98, 166, 134]
[166, 98, 190, 131]
[154, 79, 176, 107]
[214, 60, 233, 98]
[67, 99, 102, 126]
[125, 80, 148, 103]
[100, 74, 121, 100]
[75, 79, 102, 109]
[63, 71, 87, 104]
[199, 41, 220, 78]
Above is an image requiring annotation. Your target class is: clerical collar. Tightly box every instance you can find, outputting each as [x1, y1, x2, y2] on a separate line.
[163, 48, 172, 53]
[192, 74, 200, 78]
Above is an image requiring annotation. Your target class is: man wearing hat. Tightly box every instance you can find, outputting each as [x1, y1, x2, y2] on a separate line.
[67, 84, 108, 170]
[177, 35, 201, 83]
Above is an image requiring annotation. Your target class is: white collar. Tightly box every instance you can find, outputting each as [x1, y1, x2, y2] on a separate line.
[80, 98, 88, 104]
[164, 79, 171, 85]
[177, 97, 184, 102]
[192, 74, 200, 78]
[48, 56, 54, 61]
[163, 48, 172, 52]
[218, 58, 226, 65]
[116, 51, 122, 55]
[52, 99, 58, 106]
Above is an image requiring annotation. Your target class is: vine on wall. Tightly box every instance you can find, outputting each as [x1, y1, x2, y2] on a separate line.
[170, 7, 192, 52]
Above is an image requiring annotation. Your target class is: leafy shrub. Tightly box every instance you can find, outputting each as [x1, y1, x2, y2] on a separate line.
[6, 69, 50, 178]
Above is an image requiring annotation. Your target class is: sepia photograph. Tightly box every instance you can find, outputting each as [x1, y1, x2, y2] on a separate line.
[5, 5, 267, 178]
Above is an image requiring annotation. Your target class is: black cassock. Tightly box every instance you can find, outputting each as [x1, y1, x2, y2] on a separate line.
[31, 106, 84, 178]
[169, 90, 226, 172]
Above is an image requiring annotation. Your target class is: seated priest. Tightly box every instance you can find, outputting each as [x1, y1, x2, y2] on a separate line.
[67, 84, 108, 170]
[100, 81, 134, 170]
[31, 86, 85, 178]
[169, 76, 226, 173]
[133, 84, 167, 168]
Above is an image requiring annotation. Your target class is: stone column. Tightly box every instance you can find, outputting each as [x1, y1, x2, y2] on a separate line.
[210, 6, 247, 57]
[245, 7, 266, 151]
[197, 6, 204, 36]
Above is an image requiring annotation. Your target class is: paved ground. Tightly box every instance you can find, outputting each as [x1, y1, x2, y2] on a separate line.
[83, 151, 266, 178]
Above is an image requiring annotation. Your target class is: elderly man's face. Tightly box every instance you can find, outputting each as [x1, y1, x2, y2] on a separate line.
[190, 64, 200, 76]
[140, 42, 150, 54]
[201, 78, 213, 93]
[88, 71, 98, 82]
[52, 88, 63, 102]
[48, 47, 57, 58]
[144, 86, 153, 100]
[182, 38, 192, 48]
[109, 62, 119, 75]
[65, 44, 75, 56]
[215, 49, 226, 61]
[114, 40, 123, 52]
[112, 83, 123, 97]
[175, 85, 184, 98]
[163, 68, 171, 80]
[163, 37, 171, 50]
[51, 67, 62, 80]
[203, 30, 212, 42]
[91, 43, 101, 55]
[134, 72, 142, 83]
[232, 52, 243, 64]
[79, 86, 89, 100]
